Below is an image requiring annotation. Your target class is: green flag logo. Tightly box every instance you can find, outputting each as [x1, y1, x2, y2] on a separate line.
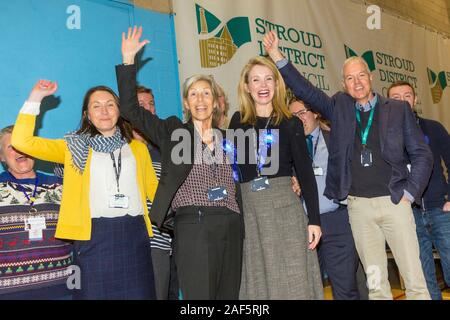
[196, 4, 251, 68]
[427, 68, 449, 104]
[344, 45, 376, 71]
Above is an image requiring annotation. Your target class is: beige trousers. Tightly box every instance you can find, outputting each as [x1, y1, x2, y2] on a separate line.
[347, 196, 430, 300]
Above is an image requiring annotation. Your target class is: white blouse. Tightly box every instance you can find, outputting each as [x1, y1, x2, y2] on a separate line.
[89, 143, 143, 218]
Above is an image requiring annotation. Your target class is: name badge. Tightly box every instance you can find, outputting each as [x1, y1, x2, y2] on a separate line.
[207, 186, 228, 201]
[24, 216, 46, 241]
[361, 147, 373, 167]
[313, 166, 324, 176]
[251, 176, 270, 192]
[109, 194, 129, 209]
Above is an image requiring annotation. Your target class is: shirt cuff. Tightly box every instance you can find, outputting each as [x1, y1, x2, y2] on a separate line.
[275, 58, 289, 69]
[403, 190, 415, 203]
[19, 101, 41, 115]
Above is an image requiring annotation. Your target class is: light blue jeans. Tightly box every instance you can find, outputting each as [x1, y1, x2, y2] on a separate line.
[413, 207, 450, 300]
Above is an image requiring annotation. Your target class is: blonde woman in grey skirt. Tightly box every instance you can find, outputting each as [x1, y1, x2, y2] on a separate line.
[229, 56, 324, 299]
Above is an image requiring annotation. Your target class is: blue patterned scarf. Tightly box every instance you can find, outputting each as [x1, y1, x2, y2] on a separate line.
[64, 128, 126, 174]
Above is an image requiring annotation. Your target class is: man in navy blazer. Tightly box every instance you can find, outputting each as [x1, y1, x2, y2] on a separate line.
[263, 31, 432, 299]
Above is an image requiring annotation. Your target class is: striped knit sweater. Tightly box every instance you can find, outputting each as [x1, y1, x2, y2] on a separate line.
[147, 148, 172, 253]
[0, 172, 73, 299]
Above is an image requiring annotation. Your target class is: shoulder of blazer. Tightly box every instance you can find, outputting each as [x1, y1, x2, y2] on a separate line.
[378, 94, 404, 109]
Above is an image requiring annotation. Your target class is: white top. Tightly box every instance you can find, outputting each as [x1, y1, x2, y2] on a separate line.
[89, 143, 143, 218]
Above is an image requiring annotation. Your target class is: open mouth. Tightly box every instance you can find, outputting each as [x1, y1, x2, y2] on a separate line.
[195, 106, 208, 112]
[258, 90, 270, 98]
[15, 155, 28, 163]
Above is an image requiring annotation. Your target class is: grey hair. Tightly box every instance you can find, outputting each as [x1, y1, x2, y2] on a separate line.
[0, 125, 14, 155]
[182, 74, 221, 126]
[341, 56, 371, 79]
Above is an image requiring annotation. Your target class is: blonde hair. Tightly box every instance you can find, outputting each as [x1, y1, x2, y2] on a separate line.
[238, 56, 291, 126]
[216, 83, 230, 117]
[182, 74, 221, 127]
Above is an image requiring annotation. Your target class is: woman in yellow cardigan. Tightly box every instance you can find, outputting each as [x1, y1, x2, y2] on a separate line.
[12, 80, 158, 300]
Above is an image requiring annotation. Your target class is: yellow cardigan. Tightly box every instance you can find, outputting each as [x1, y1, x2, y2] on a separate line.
[12, 113, 158, 240]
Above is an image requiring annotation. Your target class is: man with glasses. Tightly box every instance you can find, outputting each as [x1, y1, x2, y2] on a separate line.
[264, 30, 432, 299]
[290, 98, 361, 299]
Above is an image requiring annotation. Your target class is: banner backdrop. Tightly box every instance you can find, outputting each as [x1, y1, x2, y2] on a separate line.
[172, 0, 450, 130]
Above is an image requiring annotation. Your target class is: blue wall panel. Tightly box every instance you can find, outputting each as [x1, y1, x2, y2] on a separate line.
[0, 0, 181, 173]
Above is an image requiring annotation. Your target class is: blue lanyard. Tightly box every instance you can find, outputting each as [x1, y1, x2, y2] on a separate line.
[253, 114, 273, 176]
[355, 106, 376, 146]
[7, 172, 39, 207]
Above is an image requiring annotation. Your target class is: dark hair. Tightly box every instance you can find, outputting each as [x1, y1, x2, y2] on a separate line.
[387, 81, 416, 97]
[76, 86, 133, 143]
[136, 85, 153, 96]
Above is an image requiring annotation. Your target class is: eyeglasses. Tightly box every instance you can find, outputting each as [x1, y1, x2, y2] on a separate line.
[292, 109, 310, 117]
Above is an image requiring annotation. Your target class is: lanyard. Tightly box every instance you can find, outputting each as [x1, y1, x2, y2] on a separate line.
[355, 106, 376, 146]
[203, 134, 220, 186]
[310, 129, 321, 162]
[110, 147, 122, 193]
[7, 172, 39, 210]
[253, 114, 273, 177]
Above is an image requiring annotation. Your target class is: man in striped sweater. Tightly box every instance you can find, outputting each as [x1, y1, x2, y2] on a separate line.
[134, 86, 179, 300]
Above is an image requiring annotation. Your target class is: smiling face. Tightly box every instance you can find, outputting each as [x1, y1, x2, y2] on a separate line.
[0, 133, 36, 179]
[388, 84, 417, 110]
[184, 80, 215, 124]
[245, 64, 276, 109]
[342, 59, 373, 105]
[86, 90, 120, 137]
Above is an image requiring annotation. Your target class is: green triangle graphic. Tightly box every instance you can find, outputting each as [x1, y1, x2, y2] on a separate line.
[427, 68, 437, 85]
[343, 45, 376, 71]
[438, 71, 448, 89]
[227, 17, 251, 48]
[196, 4, 221, 34]
[344, 45, 357, 58]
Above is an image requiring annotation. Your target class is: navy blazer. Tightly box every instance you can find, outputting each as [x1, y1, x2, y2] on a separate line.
[280, 61, 432, 204]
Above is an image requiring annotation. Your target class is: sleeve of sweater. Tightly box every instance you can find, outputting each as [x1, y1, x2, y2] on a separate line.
[12, 103, 66, 164]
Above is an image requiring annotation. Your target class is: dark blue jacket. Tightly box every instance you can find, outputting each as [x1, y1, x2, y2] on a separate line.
[416, 116, 450, 209]
[279, 61, 433, 205]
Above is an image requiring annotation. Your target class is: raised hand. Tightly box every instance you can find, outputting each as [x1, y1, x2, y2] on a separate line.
[262, 30, 284, 63]
[122, 26, 150, 65]
[27, 80, 58, 103]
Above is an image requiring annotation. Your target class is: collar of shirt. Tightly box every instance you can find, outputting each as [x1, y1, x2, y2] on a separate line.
[355, 93, 378, 112]
[309, 125, 320, 140]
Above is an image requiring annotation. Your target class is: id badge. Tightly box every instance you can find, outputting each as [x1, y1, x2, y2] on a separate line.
[207, 186, 228, 202]
[109, 194, 129, 209]
[313, 166, 324, 176]
[24, 216, 46, 241]
[251, 176, 270, 192]
[361, 147, 373, 167]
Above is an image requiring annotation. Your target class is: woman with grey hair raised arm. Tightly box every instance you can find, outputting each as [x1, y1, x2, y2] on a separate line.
[115, 26, 244, 300]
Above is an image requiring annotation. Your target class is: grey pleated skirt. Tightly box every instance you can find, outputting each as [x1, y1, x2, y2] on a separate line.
[239, 176, 324, 300]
